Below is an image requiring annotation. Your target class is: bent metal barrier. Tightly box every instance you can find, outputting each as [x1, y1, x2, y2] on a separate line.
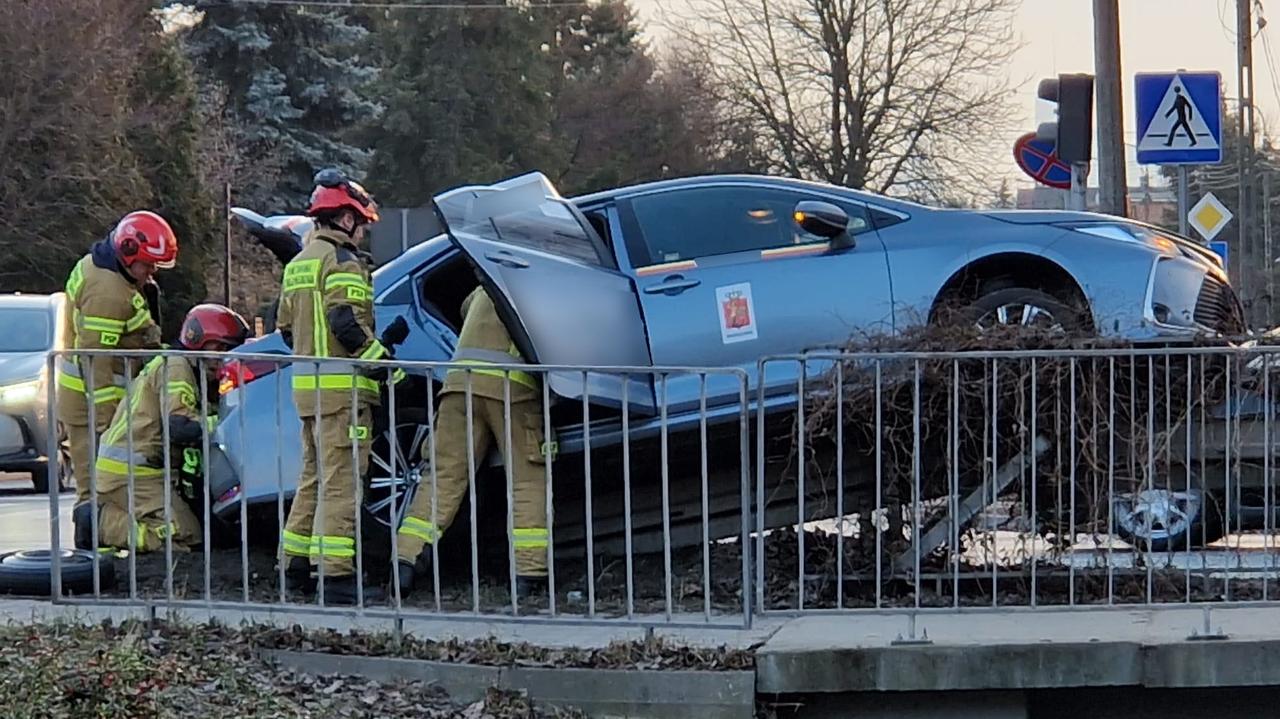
[43, 348, 752, 628]
[41, 344, 1280, 626]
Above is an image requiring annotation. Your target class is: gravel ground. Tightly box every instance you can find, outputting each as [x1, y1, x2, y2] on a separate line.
[0, 620, 590, 719]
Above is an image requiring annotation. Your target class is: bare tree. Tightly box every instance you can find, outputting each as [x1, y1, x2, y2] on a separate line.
[668, 0, 1021, 203]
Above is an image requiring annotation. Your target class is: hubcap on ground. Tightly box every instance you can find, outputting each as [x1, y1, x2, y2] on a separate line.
[1113, 488, 1202, 545]
[365, 422, 430, 531]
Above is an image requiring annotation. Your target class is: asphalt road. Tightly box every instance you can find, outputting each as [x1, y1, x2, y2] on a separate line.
[0, 472, 72, 555]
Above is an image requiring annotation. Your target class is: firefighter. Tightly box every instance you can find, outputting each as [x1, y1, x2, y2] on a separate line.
[394, 286, 553, 600]
[57, 212, 175, 506]
[76, 305, 250, 553]
[278, 168, 408, 605]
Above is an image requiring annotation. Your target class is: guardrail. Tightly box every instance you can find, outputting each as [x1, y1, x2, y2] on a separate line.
[43, 349, 752, 628]
[39, 343, 1280, 627]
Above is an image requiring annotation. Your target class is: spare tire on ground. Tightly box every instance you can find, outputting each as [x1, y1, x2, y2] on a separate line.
[0, 549, 115, 596]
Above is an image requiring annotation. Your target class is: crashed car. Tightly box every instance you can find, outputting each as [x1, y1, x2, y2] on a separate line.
[209, 171, 1242, 555]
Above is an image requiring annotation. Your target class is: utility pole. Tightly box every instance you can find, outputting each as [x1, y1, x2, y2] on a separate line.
[1238, 0, 1256, 321]
[1092, 0, 1127, 216]
[1266, 170, 1273, 326]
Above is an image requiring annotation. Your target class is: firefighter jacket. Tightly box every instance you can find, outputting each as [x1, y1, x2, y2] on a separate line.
[94, 355, 203, 492]
[277, 229, 388, 417]
[56, 240, 163, 429]
[444, 287, 538, 403]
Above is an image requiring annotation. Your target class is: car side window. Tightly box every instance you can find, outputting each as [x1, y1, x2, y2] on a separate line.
[624, 186, 873, 265]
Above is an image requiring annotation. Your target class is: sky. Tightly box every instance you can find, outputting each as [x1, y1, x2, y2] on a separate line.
[628, 0, 1280, 191]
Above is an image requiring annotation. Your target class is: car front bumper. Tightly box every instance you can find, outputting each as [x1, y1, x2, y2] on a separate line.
[0, 412, 48, 471]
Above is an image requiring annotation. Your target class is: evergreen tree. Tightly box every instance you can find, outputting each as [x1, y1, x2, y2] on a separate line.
[364, 5, 563, 205]
[128, 33, 217, 337]
[183, 3, 381, 211]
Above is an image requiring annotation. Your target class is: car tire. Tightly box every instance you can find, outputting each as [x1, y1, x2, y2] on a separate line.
[1111, 478, 1225, 552]
[0, 549, 116, 596]
[963, 286, 1087, 335]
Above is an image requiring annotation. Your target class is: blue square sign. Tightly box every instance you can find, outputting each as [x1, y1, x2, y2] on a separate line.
[1135, 72, 1223, 165]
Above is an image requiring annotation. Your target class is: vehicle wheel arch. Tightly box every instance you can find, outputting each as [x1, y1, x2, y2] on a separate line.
[929, 251, 1094, 331]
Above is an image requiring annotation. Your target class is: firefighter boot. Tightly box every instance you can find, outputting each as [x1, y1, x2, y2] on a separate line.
[516, 575, 548, 603]
[391, 550, 432, 598]
[321, 575, 386, 606]
[73, 502, 97, 551]
[285, 556, 316, 595]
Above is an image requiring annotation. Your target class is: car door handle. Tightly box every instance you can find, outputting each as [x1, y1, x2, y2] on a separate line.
[484, 251, 530, 269]
[642, 276, 702, 295]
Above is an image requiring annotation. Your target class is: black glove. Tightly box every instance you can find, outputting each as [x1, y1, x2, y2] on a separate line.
[380, 316, 410, 349]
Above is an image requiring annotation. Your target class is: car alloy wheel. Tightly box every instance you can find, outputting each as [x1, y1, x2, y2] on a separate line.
[1112, 487, 1206, 552]
[975, 301, 1065, 333]
[364, 420, 430, 532]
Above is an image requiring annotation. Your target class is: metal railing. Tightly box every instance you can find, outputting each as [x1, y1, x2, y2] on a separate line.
[42, 342, 1280, 626]
[755, 344, 1280, 614]
[44, 348, 752, 628]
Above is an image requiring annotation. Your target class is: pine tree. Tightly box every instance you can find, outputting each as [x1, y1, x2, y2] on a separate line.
[128, 33, 217, 337]
[364, 5, 563, 206]
[183, 3, 381, 211]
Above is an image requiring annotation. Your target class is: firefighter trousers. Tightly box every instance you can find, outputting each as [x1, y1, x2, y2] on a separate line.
[397, 393, 550, 577]
[66, 422, 98, 504]
[282, 406, 372, 577]
[95, 477, 202, 552]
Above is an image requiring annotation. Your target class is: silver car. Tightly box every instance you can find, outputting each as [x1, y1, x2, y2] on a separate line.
[0, 293, 67, 492]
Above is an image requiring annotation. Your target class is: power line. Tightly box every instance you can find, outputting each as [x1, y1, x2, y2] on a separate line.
[195, 0, 596, 9]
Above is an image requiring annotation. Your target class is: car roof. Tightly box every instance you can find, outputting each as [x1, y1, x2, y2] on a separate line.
[0, 292, 63, 312]
[571, 174, 929, 214]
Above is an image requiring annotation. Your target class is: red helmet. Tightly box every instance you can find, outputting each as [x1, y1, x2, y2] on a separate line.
[308, 168, 380, 223]
[111, 211, 178, 269]
[179, 304, 251, 351]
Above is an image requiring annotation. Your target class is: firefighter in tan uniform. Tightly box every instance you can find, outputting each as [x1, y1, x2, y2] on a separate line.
[395, 286, 553, 600]
[77, 305, 250, 552]
[278, 169, 407, 605]
[58, 212, 175, 507]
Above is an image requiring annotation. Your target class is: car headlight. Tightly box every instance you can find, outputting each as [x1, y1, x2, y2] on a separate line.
[1062, 222, 1179, 255]
[0, 379, 42, 406]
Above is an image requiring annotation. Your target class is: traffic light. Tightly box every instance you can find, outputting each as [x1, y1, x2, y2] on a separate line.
[1036, 73, 1095, 163]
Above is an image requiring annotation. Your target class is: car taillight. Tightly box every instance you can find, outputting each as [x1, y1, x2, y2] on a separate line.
[218, 359, 280, 396]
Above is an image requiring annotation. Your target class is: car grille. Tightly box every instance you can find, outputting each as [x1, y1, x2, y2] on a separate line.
[1193, 276, 1245, 334]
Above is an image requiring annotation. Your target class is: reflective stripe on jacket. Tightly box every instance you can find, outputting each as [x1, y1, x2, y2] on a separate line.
[443, 287, 538, 403]
[276, 229, 384, 416]
[93, 355, 201, 493]
[56, 254, 162, 429]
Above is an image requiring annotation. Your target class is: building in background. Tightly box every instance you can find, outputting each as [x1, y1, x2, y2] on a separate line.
[1016, 175, 1176, 227]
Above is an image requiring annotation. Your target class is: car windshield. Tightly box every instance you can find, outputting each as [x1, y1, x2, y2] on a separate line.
[0, 307, 51, 352]
[434, 172, 603, 265]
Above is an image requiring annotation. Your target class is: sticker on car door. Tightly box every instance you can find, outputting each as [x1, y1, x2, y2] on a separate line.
[716, 282, 758, 344]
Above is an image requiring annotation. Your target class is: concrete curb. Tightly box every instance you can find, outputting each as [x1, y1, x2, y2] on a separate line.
[262, 649, 756, 719]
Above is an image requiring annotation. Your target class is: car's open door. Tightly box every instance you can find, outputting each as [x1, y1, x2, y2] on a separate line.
[434, 173, 656, 413]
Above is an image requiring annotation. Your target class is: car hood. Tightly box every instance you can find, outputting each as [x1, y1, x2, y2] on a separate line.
[0, 352, 47, 383]
[979, 210, 1107, 225]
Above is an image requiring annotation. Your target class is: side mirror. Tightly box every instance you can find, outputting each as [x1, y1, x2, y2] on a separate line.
[793, 201, 854, 248]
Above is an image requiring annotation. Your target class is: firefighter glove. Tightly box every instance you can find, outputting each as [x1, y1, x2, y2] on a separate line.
[380, 316, 410, 348]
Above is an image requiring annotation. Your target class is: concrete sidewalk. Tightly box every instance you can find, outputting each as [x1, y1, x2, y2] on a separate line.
[0, 597, 784, 650]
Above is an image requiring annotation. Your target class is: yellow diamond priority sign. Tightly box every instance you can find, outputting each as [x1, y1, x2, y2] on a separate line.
[1188, 192, 1232, 241]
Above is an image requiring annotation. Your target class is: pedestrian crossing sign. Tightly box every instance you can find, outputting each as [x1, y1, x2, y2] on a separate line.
[1135, 72, 1222, 165]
